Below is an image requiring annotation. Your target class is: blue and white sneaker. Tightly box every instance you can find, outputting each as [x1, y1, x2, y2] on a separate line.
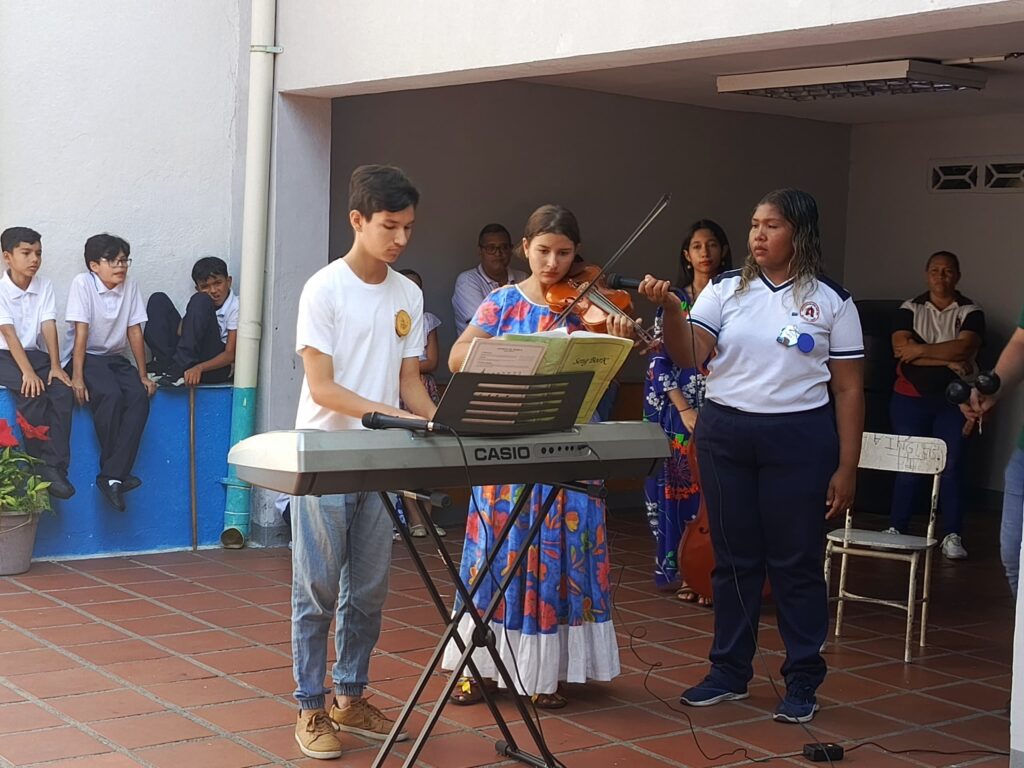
[773, 684, 819, 723]
[680, 677, 749, 707]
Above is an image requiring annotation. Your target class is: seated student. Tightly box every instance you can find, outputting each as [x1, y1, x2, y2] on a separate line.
[0, 227, 75, 499]
[65, 233, 157, 511]
[145, 256, 238, 386]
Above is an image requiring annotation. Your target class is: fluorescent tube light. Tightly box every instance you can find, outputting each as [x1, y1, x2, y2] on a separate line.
[717, 59, 986, 100]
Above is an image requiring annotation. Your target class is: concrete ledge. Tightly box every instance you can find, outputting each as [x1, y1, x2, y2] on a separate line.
[0, 386, 232, 559]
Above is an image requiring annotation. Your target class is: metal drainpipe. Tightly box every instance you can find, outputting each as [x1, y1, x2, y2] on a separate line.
[221, 0, 280, 548]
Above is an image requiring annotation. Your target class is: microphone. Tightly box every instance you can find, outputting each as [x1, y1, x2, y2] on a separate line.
[361, 412, 453, 435]
[606, 273, 642, 290]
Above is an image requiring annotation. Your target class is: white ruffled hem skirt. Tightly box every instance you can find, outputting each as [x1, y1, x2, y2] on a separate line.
[440, 615, 620, 696]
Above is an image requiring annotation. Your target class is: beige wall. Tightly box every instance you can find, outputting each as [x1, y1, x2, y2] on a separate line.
[845, 112, 1024, 491]
[329, 80, 852, 379]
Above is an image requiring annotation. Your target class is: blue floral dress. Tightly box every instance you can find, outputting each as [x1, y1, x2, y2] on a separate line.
[441, 285, 620, 694]
[643, 289, 706, 588]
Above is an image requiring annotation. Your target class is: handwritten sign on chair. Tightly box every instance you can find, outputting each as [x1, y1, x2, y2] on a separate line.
[858, 432, 947, 475]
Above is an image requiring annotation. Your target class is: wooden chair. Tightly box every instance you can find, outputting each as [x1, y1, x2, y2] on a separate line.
[824, 432, 947, 663]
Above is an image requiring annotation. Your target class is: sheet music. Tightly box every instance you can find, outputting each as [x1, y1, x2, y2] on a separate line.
[460, 338, 546, 376]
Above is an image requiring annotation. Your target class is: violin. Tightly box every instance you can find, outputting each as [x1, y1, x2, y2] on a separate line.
[546, 194, 671, 346]
[545, 263, 653, 343]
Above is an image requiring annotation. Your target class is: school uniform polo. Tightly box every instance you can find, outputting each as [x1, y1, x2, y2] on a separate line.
[689, 269, 864, 413]
[684, 270, 864, 694]
[0, 272, 73, 472]
[215, 291, 239, 343]
[63, 272, 148, 363]
[0, 271, 58, 352]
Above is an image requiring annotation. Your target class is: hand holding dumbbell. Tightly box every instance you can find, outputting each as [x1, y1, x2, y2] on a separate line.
[946, 371, 1001, 434]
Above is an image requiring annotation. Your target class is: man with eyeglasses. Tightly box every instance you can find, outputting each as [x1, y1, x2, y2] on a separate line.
[451, 223, 527, 336]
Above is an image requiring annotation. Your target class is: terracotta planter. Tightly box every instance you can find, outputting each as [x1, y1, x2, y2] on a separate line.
[0, 513, 40, 576]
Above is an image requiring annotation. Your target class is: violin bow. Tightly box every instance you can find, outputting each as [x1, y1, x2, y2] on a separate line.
[552, 193, 671, 331]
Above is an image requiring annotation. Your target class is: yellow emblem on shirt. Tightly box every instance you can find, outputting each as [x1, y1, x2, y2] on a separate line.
[395, 309, 412, 337]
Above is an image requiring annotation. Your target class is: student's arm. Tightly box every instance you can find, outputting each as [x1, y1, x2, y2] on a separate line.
[419, 329, 439, 374]
[638, 275, 715, 369]
[127, 324, 157, 397]
[448, 324, 492, 373]
[71, 322, 90, 404]
[400, 357, 437, 419]
[963, 326, 1024, 423]
[826, 358, 865, 520]
[183, 329, 237, 386]
[301, 346, 415, 420]
[0, 326, 44, 397]
[40, 320, 72, 387]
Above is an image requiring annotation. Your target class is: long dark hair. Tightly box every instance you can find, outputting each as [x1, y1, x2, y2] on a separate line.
[738, 188, 823, 303]
[678, 219, 732, 288]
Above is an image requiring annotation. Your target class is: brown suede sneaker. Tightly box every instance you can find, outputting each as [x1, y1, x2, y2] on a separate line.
[295, 708, 343, 759]
[329, 698, 408, 742]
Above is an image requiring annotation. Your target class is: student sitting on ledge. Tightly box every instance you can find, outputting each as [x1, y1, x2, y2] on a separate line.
[145, 256, 238, 387]
[65, 233, 157, 511]
[0, 226, 75, 499]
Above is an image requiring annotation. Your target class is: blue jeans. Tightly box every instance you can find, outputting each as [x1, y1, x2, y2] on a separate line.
[889, 393, 967, 537]
[1002, 447, 1024, 597]
[291, 492, 393, 710]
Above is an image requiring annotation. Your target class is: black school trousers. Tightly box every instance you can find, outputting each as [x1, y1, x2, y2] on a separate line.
[76, 354, 150, 480]
[145, 292, 230, 383]
[0, 349, 74, 472]
[696, 400, 837, 692]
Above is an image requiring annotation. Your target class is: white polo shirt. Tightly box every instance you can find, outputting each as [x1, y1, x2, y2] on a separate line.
[295, 260, 423, 432]
[0, 272, 58, 353]
[689, 270, 864, 414]
[215, 291, 240, 343]
[63, 272, 148, 363]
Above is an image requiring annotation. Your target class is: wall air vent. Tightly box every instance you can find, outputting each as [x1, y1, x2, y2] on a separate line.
[930, 157, 1024, 194]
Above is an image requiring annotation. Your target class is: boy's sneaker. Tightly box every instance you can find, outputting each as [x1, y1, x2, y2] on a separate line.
[773, 683, 819, 724]
[329, 698, 407, 742]
[295, 709, 343, 759]
[942, 533, 968, 560]
[156, 373, 184, 388]
[882, 526, 900, 535]
[680, 677, 749, 707]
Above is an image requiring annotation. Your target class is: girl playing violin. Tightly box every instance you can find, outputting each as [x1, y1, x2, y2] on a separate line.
[643, 220, 731, 602]
[444, 204, 634, 708]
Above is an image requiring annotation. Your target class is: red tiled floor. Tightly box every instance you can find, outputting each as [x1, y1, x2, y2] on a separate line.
[0, 510, 1013, 767]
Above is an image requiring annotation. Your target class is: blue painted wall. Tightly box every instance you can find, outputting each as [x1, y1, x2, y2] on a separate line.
[0, 386, 232, 559]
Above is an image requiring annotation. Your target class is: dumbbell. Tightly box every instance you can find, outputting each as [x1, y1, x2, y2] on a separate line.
[946, 371, 1001, 405]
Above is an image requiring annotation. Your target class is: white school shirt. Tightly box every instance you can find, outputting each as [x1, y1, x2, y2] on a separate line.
[0, 272, 58, 353]
[63, 272, 148, 364]
[216, 291, 240, 343]
[451, 264, 528, 335]
[294, 260, 424, 432]
[688, 270, 864, 414]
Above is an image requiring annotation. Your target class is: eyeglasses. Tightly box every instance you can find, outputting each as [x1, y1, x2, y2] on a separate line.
[480, 244, 511, 256]
[100, 257, 132, 267]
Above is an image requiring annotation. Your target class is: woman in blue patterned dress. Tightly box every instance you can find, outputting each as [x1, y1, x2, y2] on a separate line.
[643, 220, 730, 603]
[444, 204, 635, 708]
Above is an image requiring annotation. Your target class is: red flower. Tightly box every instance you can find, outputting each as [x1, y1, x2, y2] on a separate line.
[475, 300, 499, 329]
[0, 419, 19, 449]
[539, 600, 558, 632]
[16, 411, 50, 442]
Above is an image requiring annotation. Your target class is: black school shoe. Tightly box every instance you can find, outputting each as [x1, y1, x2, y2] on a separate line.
[97, 476, 126, 512]
[38, 465, 76, 500]
[122, 475, 142, 493]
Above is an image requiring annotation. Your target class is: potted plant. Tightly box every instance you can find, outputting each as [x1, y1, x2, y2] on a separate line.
[0, 416, 51, 575]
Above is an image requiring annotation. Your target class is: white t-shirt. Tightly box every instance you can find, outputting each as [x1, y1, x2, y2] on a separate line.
[216, 291, 240, 343]
[689, 270, 864, 414]
[63, 272, 148, 363]
[294, 260, 424, 431]
[0, 272, 58, 353]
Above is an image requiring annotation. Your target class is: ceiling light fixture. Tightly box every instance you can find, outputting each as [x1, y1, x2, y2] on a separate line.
[717, 59, 987, 101]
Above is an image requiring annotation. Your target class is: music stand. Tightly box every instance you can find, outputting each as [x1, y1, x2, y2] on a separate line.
[373, 372, 599, 768]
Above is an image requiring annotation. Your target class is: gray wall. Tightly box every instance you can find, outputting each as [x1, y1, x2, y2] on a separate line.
[329, 80, 853, 378]
[845, 113, 1024, 491]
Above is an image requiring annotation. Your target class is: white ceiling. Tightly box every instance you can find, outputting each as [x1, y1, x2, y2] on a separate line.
[524, 22, 1024, 124]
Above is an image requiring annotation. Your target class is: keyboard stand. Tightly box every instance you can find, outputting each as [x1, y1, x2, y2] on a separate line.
[373, 480, 603, 768]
